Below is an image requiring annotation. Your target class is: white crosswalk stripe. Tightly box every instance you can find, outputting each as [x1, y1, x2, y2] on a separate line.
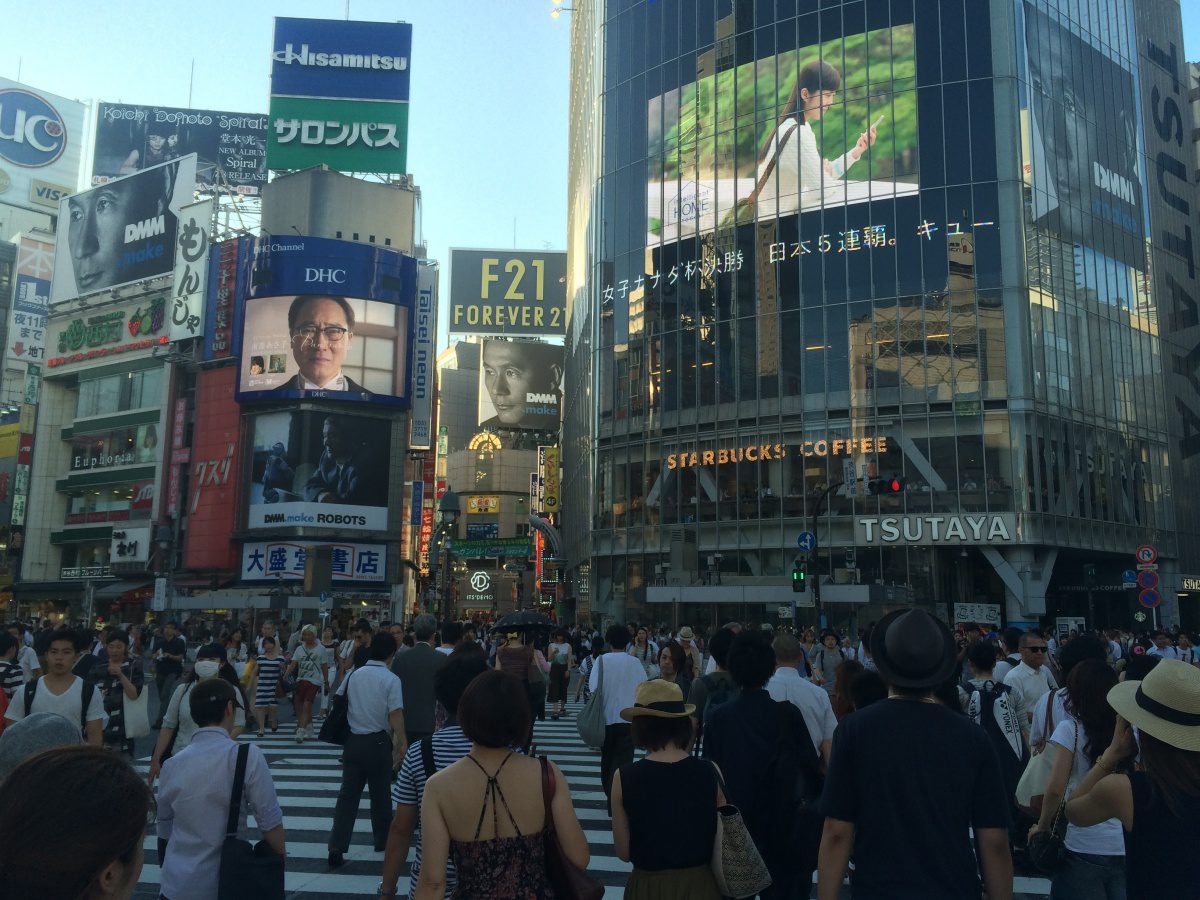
[132, 701, 1052, 899]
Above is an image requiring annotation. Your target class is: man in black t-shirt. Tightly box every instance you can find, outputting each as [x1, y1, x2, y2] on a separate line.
[151, 621, 186, 729]
[817, 609, 1013, 900]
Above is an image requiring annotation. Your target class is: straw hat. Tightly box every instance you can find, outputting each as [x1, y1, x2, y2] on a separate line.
[620, 679, 696, 720]
[1108, 659, 1200, 752]
[677, 626, 696, 641]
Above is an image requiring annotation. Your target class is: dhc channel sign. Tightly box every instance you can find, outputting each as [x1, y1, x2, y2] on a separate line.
[0, 88, 67, 167]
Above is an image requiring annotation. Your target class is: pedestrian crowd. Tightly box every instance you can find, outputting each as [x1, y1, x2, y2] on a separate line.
[0, 611, 1197, 899]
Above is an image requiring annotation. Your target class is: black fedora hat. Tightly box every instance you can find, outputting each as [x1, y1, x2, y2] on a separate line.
[870, 608, 957, 690]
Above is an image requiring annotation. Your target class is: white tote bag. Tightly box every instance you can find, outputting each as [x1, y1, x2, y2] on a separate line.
[122, 687, 151, 739]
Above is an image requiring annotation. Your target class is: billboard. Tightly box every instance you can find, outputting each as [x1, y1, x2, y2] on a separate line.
[409, 262, 436, 449]
[0, 77, 86, 213]
[239, 236, 416, 407]
[241, 540, 386, 584]
[50, 154, 198, 303]
[477, 340, 563, 432]
[183, 367, 242, 571]
[92, 103, 268, 194]
[448, 249, 566, 336]
[204, 236, 252, 361]
[169, 198, 212, 343]
[246, 409, 391, 532]
[268, 17, 412, 174]
[646, 24, 918, 242]
[4, 236, 54, 368]
[46, 296, 169, 371]
[1021, 2, 1144, 268]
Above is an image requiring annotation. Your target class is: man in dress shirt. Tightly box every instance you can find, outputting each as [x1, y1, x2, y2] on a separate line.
[157, 678, 285, 899]
[276, 295, 368, 394]
[1003, 631, 1058, 722]
[391, 614, 447, 744]
[1147, 630, 1181, 660]
[328, 631, 406, 868]
[589, 623, 648, 815]
[767, 633, 837, 767]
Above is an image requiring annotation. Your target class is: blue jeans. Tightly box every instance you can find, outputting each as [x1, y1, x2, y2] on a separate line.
[1050, 849, 1126, 900]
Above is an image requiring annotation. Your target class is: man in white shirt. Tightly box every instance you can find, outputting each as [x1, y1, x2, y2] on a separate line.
[4, 628, 104, 745]
[436, 621, 463, 655]
[328, 631, 406, 867]
[703, 621, 743, 675]
[5, 624, 40, 681]
[1003, 632, 1058, 722]
[1147, 631, 1181, 660]
[157, 678, 285, 899]
[767, 634, 836, 766]
[589, 623, 647, 816]
[993, 628, 1025, 683]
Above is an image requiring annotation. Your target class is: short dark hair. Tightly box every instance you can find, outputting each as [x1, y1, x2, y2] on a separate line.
[966, 640, 997, 672]
[370, 632, 398, 661]
[435, 650, 490, 716]
[48, 627, 83, 652]
[261, 635, 276, 648]
[189, 677, 236, 727]
[727, 631, 776, 690]
[1003, 627, 1024, 652]
[352, 646, 371, 668]
[104, 629, 130, 647]
[1059, 634, 1107, 678]
[606, 624, 629, 650]
[459, 670, 530, 748]
[354, 618, 373, 635]
[848, 670, 888, 710]
[631, 715, 694, 752]
[0, 633, 15, 655]
[287, 294, 355, 332]
[708, 628, 735, 668]
[1123, 654, 1161, 681]
[441, 621, 465, 645]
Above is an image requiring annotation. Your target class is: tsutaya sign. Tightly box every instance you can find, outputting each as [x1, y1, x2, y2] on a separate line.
[667, 436, 888, 469]
[858, 514, 1017, 545]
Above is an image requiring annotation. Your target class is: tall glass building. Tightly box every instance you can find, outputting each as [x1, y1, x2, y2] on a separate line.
[563, 0, 1200, 632]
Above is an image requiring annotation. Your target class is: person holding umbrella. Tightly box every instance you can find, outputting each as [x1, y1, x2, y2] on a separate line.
[494, 627, 550, 752]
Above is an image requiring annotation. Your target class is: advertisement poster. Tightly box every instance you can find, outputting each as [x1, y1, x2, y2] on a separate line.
[241, 540, 386, 583]
[51, 154, 199, 302]
[477, 339, 563, 432]
[0, 77, 86, 213]
[4, 236, 54, 369]
[92, 103, 267, 194]
[448, 249, 566, 337]
[409, 262, 436, 448]
[246, 410, 391, 532]
[183, 367, 242, 571]
[169, 198, 212, 342]
[204, 236, 252, 361]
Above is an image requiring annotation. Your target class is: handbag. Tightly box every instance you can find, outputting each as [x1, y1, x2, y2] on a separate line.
[710, 765, 772, 898]
[575, 654, 606, 749]
[1016, 691, 1058, 816]
[318, 669, 355, 746]
[1027, 721, 1077, 874]
[540, 756, 603, 900]
[218, 743, 285, 899]
[527, 647, 546, 685]
[122, 682, 151, 739]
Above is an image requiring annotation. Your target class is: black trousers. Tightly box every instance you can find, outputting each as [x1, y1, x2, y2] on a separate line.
[600, 722, 633, 816]
[329, 731, 393, 851]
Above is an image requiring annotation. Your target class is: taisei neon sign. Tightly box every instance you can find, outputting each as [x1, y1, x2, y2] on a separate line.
[666, 436, 889, 469]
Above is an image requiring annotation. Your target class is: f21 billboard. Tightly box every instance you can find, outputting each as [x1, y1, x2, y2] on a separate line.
[247, 409, 391, 532]
[477, 340, 563, 433]
[51, 154, 198, 303]
[93, 103, 268, 195]
[238, 236, 417, 407]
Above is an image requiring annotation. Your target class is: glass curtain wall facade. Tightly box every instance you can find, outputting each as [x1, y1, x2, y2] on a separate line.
[564, 0, 1200, 630]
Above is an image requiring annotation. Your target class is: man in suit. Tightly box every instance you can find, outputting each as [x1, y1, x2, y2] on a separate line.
[304, 415, 381, 506]
[389, 613, 446, 744]
[274, 295, 369, 395]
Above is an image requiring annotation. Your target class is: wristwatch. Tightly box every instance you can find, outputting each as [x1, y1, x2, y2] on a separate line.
[378, 883, 398, 898]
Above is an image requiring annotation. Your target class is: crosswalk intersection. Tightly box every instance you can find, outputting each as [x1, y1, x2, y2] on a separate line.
[131, 700, 1052, 899]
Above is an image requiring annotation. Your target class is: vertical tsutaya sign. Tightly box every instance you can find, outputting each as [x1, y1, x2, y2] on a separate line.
[170, 198, 212, 342]
[268, 17, 412, 174]
[1137, 0, 1200, 572]
[409, 262, 436, 450]
[4, 236, 54, 369]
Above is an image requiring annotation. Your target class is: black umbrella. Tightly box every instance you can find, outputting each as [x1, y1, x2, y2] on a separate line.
[490, 610, 555, 632]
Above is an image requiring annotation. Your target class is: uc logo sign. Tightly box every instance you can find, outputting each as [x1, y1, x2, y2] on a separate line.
[0, 89, 68, 167]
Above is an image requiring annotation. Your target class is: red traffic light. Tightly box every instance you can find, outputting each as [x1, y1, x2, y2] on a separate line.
[867, 477, 906, 495]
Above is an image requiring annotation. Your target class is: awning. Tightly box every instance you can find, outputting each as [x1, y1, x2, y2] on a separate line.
[93, 581, 152, 600]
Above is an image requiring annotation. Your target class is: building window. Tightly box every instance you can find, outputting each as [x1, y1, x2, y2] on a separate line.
[76, 369, 163, 419]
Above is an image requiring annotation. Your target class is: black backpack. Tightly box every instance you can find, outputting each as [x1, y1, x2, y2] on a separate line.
[695, 673, 739, 755]
[966, 680, 1030, 797]
[760, 701, 823, 866]
[24, 677, 96, 732]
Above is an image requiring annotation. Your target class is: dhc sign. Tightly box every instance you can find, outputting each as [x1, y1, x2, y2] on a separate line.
[857, 515, 1016, 545]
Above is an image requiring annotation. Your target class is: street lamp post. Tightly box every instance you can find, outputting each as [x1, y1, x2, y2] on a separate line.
[437, 487, 461, 623]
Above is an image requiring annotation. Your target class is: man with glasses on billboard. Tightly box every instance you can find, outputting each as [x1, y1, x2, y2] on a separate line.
[275, 295, 369, 395]
[1003, 631, 1058, 724]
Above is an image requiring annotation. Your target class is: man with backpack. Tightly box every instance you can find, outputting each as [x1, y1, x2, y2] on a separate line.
[768, 633, 837, 767]
[705, 630, 822, 898]
[686, 627, 736, 755]
[3, 628, 104, 745]
[993, 627, 1024, 682]
[811, 629, 847, 698]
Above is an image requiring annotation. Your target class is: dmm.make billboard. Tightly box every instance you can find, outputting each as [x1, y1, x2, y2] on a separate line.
[239, 235, 417, 407]
[0, 76, 86, 213]
[268, 17, 412, 174]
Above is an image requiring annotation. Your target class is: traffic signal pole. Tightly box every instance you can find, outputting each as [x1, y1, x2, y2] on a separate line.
[809, 480, 844, 630]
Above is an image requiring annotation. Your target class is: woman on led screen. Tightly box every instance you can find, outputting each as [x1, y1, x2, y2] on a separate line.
[755, 60, 878, 215]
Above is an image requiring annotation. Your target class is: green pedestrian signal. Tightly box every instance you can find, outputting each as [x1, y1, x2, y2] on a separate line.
[792, 562, 806, 593]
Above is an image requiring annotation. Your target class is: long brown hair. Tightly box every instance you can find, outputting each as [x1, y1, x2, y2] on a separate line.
[758, 59, 842, 162]
[1064, 659, 1118, 764]
[1138, 731, 1200, 816]
[0, 746, 151, 898]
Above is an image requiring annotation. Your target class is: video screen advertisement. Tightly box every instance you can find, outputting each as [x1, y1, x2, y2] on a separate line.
[477, 339, 564, 432]
[238, 235, 417, 407]
[92, 103, 268, 195]
[246, 409, 391, 532]
[50, 154, 198, 303]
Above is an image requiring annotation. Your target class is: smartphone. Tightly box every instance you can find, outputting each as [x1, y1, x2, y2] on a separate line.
[869, 114, 886, 132]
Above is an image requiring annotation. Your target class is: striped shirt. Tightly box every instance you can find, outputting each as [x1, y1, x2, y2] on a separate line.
[392, 726, 474, 899]
[0, 661, 23, 698]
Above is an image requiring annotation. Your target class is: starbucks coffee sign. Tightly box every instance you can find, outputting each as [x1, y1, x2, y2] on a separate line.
[857, 514, 1017, 545]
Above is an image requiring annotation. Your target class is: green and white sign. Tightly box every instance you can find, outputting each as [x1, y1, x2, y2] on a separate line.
[267, 96, 408, 174]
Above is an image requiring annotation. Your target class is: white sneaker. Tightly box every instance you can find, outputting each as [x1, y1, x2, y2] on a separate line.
[296, 728, 304, 743]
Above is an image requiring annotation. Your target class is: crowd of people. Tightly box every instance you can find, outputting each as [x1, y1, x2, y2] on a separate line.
[0, 611, 1196, 898]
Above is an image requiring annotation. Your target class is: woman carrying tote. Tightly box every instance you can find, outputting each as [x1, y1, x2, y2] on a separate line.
[1066, 659, 1200, 898]
[611, 679, 723, 899]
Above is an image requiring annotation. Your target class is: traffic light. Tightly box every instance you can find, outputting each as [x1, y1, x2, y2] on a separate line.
[866, 476, 906, 495]
[792, 561, 807, 593]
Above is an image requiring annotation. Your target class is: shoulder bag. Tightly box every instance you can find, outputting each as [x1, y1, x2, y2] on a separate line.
[710, 763, 773, 898]
[122, 662, 151, 739]
[1016, 691, 1058, 816]
[218, 743, 285, 899]
[318, 668, 355, 746]
[575, 654, 606, 749]
[527, 646, 546, 685]
[1027, 721, 1077, 873]
[540, 756, 603, 900]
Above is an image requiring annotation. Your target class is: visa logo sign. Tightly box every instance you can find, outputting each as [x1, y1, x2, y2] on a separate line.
[29, 179, 72, 209]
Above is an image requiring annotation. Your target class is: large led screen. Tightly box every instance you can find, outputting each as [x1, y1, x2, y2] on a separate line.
[647, 24, 917, 243]
[477, 340, 563, 432]
[246, 410, 391, 532]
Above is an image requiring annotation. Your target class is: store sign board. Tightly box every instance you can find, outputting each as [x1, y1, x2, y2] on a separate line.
[241, 540, 386, 583]
[667, 436, 890, 469]
[857, 514, 1017, 545]
[46, 298, 169, 370]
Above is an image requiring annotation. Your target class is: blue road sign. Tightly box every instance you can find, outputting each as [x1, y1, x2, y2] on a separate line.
[1121, 569, 1137, 584]
[1138, 588, 1161, 609]
[796, 532, 818, 553]
[1137, 570, 1159, 590]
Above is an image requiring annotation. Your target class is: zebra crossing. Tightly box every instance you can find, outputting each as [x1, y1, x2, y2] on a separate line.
[131, 699, 1052, 899]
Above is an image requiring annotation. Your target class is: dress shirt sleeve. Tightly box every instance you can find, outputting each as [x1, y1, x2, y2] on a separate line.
[818, 690, 837, 744]
[156, 768, 176, 840]
[387, 672, 405, 712]
[245, 745, 284, 833]
[589, 657, 600, 693]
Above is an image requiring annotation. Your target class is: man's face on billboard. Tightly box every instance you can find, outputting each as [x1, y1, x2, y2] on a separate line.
[482, 343, 556, 426]
[322, 417, 354, 459]
[67, 183, 144, 293]
[290, 297, 352, 386]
